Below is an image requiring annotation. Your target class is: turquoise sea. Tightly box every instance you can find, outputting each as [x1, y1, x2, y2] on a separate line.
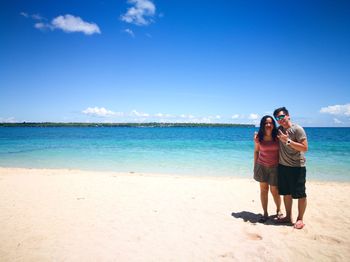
[0, 127, 349, 181]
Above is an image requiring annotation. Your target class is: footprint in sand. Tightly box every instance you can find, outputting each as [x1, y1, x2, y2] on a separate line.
[246, 232, 263, 240]
[313, 234, 342, 244]
[219, 252, 235, 259]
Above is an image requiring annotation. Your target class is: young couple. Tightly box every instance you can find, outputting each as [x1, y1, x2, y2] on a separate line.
[253, 107, 308, 229]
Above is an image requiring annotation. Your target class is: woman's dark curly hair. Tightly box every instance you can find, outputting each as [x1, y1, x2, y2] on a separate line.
[257, 115, 278, 142]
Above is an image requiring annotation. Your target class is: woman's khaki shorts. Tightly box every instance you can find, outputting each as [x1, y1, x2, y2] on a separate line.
[254, 163, 278, 186]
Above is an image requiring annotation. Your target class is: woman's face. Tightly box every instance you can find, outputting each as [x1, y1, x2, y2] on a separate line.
[264, 117, 274, 134]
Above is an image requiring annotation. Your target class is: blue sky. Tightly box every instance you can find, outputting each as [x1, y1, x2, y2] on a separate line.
[1, 0, 350, 126]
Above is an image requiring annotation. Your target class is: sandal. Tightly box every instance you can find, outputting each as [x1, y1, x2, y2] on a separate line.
[276, 211, 284, 219]
[294, 220, 305, 229]
[275, 216, 292, 224]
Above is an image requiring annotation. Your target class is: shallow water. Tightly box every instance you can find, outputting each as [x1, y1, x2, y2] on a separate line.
[0, 127, 349, 181]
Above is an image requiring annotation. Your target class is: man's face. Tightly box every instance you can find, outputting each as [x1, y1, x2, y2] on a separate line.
[275, 111, 290, 127]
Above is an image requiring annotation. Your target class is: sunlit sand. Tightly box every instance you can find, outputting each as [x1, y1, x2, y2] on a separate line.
[1, 167, 349, 261]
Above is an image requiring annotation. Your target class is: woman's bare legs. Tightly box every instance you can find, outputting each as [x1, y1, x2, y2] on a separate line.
[270, 185, 282, 215]
[259, 182, 269, 217]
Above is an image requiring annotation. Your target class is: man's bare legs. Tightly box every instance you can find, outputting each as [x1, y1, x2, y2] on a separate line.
[292, 197, 307, 229]
[277, 196, 307, 227]
[283, 195, 293, 222]
[297, 197, 307, 221]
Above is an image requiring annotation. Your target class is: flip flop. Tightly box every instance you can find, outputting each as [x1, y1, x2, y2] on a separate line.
[294, 220, 305, 229]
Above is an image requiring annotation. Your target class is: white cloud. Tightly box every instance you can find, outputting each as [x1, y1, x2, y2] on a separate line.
[231, 114, 240, 119]
[177, 115, 222, 123]
[51, 15, 101, 35]
[24, 13, 100, 35]
[20, 12, 45, 21]
[82, 107, 117, 117]
[130, 110, 150, 117]
[320, 103, 350, 116]
[248, 113, 259, 120]
[246, 113, 260, 126]
[154, 113, 173, 118]
[80, 109, 266, 124]
[0, 117, 16, 123]
[20, 12, 51, 31]
[32, 14, 44, 20]
[121, 0, 156, 26]
[124, 28, 135, 37]
[334, 118, 343, 124]
[20, 12, 29, 18]
[199, 117, 212, 123]
[202, 115, 221, 121]
[34, 22, 50, 30]
[180, 114, 195, 119]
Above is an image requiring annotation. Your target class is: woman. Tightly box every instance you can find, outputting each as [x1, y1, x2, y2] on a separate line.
[254, 115, 282, 222]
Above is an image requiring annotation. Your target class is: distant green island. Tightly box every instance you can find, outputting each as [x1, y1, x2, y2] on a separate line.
[0, 122, 254, 128]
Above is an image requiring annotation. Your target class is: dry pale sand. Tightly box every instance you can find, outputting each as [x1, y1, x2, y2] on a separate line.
[0, 167, 349, 262]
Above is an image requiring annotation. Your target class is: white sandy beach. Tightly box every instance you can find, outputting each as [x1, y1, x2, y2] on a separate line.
[0, 167, 350, 261]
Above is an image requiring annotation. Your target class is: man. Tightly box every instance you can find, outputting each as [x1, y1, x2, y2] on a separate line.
[273, 107, 308, 229]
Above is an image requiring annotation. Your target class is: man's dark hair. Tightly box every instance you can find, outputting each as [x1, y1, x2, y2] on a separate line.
[273, 107, 289, 118]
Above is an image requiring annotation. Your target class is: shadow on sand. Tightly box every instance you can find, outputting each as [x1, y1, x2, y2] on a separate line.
[231, 211, 292, 226]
